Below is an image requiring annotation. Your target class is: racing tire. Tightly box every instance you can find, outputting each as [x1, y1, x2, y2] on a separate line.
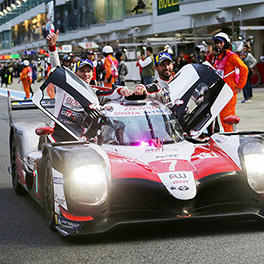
[43, 158, 56, 231]
[10, 137, 25, 195]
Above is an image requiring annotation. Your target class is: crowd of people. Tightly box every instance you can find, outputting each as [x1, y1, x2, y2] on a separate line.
[0, 30, 258, 136]
[0, 58, 51, 99]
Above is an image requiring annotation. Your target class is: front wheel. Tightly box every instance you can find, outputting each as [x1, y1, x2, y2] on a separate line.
[10, 137, 25, 195]
[43, 158, 56, 231]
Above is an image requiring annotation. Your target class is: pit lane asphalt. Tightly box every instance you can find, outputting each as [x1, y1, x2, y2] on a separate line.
[0, 81, 264, 264]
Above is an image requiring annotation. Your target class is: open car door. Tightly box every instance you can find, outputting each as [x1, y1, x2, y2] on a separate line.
[169, 63, 233, 137]
[32, 66, 100, 141]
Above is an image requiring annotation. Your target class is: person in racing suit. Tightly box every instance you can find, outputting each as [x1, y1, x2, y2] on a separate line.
[134, 52, 174, 104]
[212, 32, 248, 132]
[46, 30, 133, 142]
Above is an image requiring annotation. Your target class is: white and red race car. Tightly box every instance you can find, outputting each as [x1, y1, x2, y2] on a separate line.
[8, 64, 264, 236]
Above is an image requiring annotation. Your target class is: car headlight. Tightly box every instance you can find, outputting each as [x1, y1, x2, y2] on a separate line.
[242, 140, 264, 193]
[69, 164, 108, 206]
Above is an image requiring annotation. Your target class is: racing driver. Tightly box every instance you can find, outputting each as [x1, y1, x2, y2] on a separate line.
[134, 51, 174, 104]
[46, 30, 133, 142]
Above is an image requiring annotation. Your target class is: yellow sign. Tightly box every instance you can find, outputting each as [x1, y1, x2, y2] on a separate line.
[157, 0, 179, 15]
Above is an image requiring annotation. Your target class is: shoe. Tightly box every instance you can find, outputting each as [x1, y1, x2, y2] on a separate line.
[241, 99, 250, 103]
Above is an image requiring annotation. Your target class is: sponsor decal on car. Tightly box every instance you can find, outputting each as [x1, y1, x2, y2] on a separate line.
[56, 215, 81, 230]
[52, 168, 68, 213]
[158, 170, 197, 200]
[107, 104, 171, 117]
[156, 154, 179, 159]
[145, 148, 161, 153]
[53, 176, 64, 185]
[192, 152, 218, 160]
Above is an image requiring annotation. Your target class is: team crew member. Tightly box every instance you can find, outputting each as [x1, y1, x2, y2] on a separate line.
[20, 60, 33, 99]
[62, 54, 72, 69]
[135, 52, 174, 104]
[240, 44, 257, 103]
[137, 47, 155, 85]
[212, 32, 248, 132]
[102, 45, 119, 88]
[46, 31, 132, 142]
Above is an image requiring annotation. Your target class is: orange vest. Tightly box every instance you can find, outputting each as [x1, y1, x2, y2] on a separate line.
[213, 49, 248, 91]
[103, 55, 118, 87]
[20, 66, 32, 82]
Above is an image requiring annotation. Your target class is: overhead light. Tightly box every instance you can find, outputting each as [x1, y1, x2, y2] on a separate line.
[3, 9, 8, 14]
[0, 11, 4, 16]
[6, 6, 12, 12]
[11, 4, 16, 9]
[16, 0, 21, 4]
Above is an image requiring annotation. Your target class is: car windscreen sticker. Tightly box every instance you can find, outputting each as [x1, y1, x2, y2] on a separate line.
[158, 171, 197, 200]
[52, 168, 68, 214]
[106, 105, 171, 117]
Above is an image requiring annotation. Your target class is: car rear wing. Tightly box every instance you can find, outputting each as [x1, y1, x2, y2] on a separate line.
[7, 90, 54, 127]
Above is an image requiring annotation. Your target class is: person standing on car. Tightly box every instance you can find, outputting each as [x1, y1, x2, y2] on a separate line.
[212, 32, 248, 132]
[134, 52, 174, 104]
[137, 46, 155, 85]
[240, 43, 257, 103]
[46, 30, 133, 142]
[20, 60, 33, 99]
[102, 45, 119, 88]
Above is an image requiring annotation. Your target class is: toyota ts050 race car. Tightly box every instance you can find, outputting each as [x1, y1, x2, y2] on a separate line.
[8, 64, 264, 237]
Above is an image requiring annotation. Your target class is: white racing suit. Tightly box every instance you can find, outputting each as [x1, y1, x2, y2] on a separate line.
[48, 49, 123, 142]
[144, 77, 171, 104]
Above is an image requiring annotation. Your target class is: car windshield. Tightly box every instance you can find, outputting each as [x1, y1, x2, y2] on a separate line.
[100, 111, 183, 146]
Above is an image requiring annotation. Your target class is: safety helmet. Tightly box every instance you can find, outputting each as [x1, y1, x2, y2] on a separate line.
[102, 45, 113, 54]
[62, 54, 71, 61]
[23, 60, 29, 66]
[213, 32, 231, 44]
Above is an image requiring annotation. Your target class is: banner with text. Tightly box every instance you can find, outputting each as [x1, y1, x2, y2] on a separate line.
[157, 0, 180, 16]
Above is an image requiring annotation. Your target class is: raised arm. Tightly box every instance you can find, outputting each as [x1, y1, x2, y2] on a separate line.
[46, 30, 60, 68]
